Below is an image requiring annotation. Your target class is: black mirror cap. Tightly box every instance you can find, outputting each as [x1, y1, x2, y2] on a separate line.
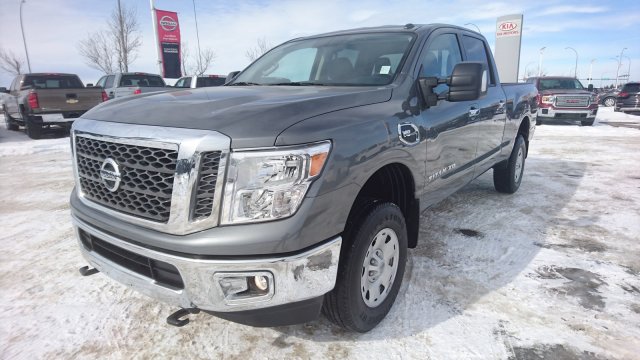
[588, 84, 594, 92]
[0, 87, 8, 93]
[448, 62, 487, 102]
[225, 71, 241, 84]
[86, 83, 94, 87]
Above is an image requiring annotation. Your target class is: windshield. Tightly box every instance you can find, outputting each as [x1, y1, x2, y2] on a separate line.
[119, 74, 165, 87]
[231, 33, 416, 86]
[538, 78, 585, 91]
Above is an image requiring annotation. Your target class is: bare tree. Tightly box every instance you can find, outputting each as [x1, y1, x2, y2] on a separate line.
[181, 41, 217, 76]
[109, 0, 141, 72]
[78, 31, 116, 74]
[245, 38, 271, 62]
[0, 48, 26, 75]
[77, 0, 142, 74]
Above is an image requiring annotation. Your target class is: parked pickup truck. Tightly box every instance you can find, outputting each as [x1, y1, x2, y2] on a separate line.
[527, 76, 598, 126]
[173, 75, 226, 88]
[95, 72, 167, 99]
[70, 24, 537, 332]
[1, 73, 107, 139]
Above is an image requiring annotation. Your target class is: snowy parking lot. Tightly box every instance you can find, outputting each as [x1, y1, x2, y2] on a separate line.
[1, 108, 639, 359]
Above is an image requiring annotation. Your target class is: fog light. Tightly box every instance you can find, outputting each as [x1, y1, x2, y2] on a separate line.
[213, 271, 274, 305]
[254, 275, 269, 291]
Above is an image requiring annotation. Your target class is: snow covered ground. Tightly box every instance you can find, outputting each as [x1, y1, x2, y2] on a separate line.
[1, 108, 639, 359]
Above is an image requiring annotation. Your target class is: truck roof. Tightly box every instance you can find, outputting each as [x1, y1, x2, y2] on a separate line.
[23, 73, 79, 76]
[293, 23, 482, 40]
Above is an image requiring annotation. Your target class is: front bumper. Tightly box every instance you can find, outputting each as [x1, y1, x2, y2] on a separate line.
[537, 106, 598, 119]
[73, 214, 341, 313]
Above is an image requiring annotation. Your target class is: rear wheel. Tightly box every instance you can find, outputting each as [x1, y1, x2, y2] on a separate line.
[536, 118, 542, 125]
[24, 116, 42, 139]
[323, 202, 407, 332]
[493, 135, 526, 194]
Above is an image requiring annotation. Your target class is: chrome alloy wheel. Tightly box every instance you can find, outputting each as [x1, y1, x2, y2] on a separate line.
[514, 147, 524, 183]
[360, 227, 400, 308]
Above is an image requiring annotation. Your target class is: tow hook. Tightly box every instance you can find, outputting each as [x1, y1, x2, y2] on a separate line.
[78, 266, 99, 276]
[167, 308, 201, 327]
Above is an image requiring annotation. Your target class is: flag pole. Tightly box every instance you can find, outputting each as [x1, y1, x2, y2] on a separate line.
[150, 0, 163, 75]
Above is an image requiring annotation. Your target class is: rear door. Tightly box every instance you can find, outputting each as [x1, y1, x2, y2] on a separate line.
[460, 34, 507, 175]
[416, 30, 478, 204]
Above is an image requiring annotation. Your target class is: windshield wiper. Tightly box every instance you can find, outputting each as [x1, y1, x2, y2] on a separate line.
[228, 82, 261, 86]
[269, 82, 328, 86]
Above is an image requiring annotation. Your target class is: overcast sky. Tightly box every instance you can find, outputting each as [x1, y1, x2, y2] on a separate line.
[0, 0, 638, 87]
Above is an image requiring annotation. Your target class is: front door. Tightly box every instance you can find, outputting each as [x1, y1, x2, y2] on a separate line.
[416, 31, 479, 205]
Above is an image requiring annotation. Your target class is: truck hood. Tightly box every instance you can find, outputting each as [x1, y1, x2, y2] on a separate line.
[84, 86, 392, 148]
[540, 89, 592, 96]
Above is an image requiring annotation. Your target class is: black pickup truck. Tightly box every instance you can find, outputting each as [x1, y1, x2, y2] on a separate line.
[70, 24, 537, 332]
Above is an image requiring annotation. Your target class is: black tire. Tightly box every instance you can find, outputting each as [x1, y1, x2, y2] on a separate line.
[493, 135, 526, 194]
[603, 97, 615, 107]
[581, 119, 594, 126]
[3, 108, 19, 131]
[25, 117, 42, 139]
[323, 202, 407, 332]
[536, 118, 542, 125]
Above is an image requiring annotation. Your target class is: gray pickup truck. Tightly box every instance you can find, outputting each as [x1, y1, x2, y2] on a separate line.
[2, 73, 106, 139]
[95, 72, 167, 99]
[70, 24, 537, 332]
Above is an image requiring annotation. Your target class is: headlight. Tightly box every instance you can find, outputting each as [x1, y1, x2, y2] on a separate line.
[541, 95, 555, 104]
[221, 141, 331, 225]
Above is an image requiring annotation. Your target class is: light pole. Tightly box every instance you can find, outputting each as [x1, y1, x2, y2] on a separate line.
[19, 0, 32, 73]
[565, 47, 578, 78]
[538, 47, 546, 77]
[464, 23, 482, 34]
[621, 55, 631, 83]
[615, 47, 627, 88]
[192, 0, 203, 74]
[588, 59, 596, 86]
[524, 61, 536, 80]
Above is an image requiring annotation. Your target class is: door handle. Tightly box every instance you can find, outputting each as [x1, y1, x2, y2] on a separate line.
[469, 107, 481, 117]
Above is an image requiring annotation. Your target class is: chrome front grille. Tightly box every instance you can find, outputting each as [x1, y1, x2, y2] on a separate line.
[75, 136, 178, 222]
[72, 119, 230, 235]
[556, 95, 589, 107]
[192, 151, 222, 220]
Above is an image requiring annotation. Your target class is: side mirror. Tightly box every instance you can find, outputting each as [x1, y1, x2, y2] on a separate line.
[447, 62, 487, 102]
[225, 71, 241, 84]
[86, 83, 94, 87]
[588, 84, 594, 92]
[418, 62, 487, 107]
[0, 87, 8, 94]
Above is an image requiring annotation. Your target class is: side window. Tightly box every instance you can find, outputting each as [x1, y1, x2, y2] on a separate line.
[10, 77, 18, 91]
[182, 77, 192, 88]
[96, 76, 106, 88]
[462, 35, 495, 85]
[174, 78, 186, 88]
[420, 33, 463, 94]
[104, 75, 115, 89]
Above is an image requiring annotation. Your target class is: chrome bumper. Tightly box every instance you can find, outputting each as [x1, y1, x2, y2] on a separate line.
[72, 215, 341, 312]
[537, 107, 597, 118]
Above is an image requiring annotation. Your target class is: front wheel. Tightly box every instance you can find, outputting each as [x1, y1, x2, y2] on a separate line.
[581, 119, 594, 126]
[323, 202, 407, 332]
[3, 108, 19, 131]
[603, 97, 615, 107]
[493, 135, 527, 194]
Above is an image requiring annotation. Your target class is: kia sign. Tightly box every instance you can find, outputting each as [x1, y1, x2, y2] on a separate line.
[494, 14, 524, 83]
[154, 9, 181, 78]
[496, 19, 522, 38]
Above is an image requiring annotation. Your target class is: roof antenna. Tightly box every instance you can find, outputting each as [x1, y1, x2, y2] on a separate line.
[404, 23, 415, 29]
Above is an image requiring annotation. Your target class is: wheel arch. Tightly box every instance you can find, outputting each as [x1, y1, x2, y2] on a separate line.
[344, 162, 420, 249]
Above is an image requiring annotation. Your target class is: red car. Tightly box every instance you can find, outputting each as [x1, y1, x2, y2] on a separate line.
[527, 76, 598, 126]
